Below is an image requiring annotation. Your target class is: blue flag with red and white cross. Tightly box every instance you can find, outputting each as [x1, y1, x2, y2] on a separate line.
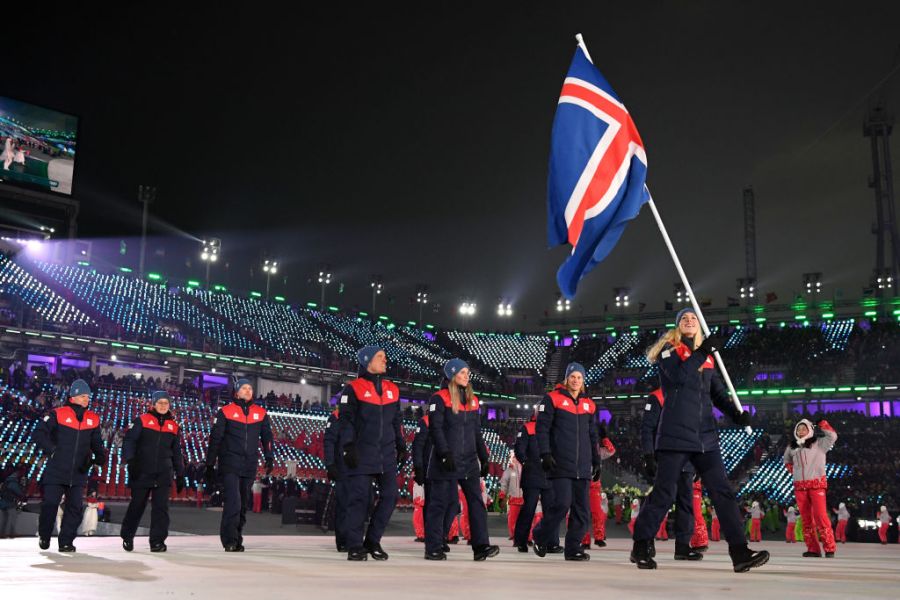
[547, 42, 651, 300]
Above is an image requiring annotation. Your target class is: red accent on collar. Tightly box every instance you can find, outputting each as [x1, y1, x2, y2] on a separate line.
[547, 390, 595, 415]
[435, 388, 480, 412]
[349, 378, 400, 406]
[139, 413, 180, 435]
[223, 402, 267, 424]
[523, 421, 536, 435]
[55, 406, 100, 430]
[650, 388, 664, 406]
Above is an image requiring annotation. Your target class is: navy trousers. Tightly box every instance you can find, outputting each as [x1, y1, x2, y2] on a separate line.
[674, 470, 694, 545]
[121, 485, 171, 546]
[424, 479, 459, 543]
[39, 484, 83, 546]
[344, 469, 398, 549]
[513, 486, 559, 547]
[425, 477, 488, 553]
[220, 473, 253, 547]
[533, 478, 589, 556]
[633, 448, 745, 546]
[334, 478, 348, 547]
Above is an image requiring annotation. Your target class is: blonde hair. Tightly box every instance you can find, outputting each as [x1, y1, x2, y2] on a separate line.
[448, 379, 475, 415]
[647, 327, 705, 364]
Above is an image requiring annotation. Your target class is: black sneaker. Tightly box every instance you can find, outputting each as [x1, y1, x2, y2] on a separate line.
[516, 543, 529, 553]
[547, 545, 565, 554]
[581, 543, 591, 550]
[533, 542, 548, 557]
[150, 543, 167, 553]
[224, 544, 242, 552]
[364, 540, 389, 561]
[448, 536, 459, 544]
[649, 539, 656, 557]
[825, 552, 835, 558]
[674, 543, 703, 561]
[336, 543, 348, 553]
[729, 544, 770, 573]
[414, 537, 425, 543]
[39, 538, 50, 550]
[425, 550, 447, 560]
[347, 546, 368, 561]
[122, 539, 134, 552]
[58, 544, 76, 553]
[473, 544, 500, 561]
[442, 542, 451, 553]
[630, 540, 657, 569]
[565, 551, 590, 561]
[594, 539, 606, 548]
[802, 551, 821, 558]
[693, 545, 709, 553]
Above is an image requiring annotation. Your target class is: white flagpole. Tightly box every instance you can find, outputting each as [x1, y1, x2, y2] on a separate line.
[573, 33, 750, 433]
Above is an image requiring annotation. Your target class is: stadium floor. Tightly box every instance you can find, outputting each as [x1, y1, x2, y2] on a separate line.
[1, 536, 897, 599]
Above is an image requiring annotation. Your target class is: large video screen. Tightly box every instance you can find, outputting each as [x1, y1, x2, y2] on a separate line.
[0, 96, 78, 196]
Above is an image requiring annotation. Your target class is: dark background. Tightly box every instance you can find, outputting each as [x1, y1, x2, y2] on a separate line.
[4, 2, 900, 327]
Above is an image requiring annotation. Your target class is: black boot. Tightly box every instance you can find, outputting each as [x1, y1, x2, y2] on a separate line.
[630, 540, 657, 569]
[565, 550, 590, 561]
[473, 544, 500, 561]
[425, 550, 447, 560]
[150, 543, 167, 553]
[694, 545, 709, 553]
[38, 538, 50, 550]
[802, 551, 821, 558]
[649, 538, 656, 557]
[336, 543, 348, 553]
[547, 545, 565, 554]
[581, 542, 591, 550]
[442, 542, 451, 553]
[516, 543, 529, 553]
[594, 539, 606, 548]
[224, 544, 242, 552]
[58, 544, 77, 553]
[825, 551, 835, 558]
[347, 546, 368, 561]
[533, 542, 548, 557]
[729, 544, 770, 573]
[364, 540, 389, 561]
[122, 538, 134, 552]
[674, 543, 703, 561]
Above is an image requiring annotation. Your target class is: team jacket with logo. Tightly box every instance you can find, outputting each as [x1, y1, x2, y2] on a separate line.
[337, 373, 403, 476]
[426, 386, 488, 481]
[206, 400, 274, 477]
[655, 342, 742, 452]
[641, 388, 695, 475]
[32, 404, 105, 486]
[514, 419, 550, 489]
[536, 385, 600, 479]
[783, 421, 837, 490]
[123, 410, 185, 488]
[412, 415, 434, 475]
[322, 409, 345, 479]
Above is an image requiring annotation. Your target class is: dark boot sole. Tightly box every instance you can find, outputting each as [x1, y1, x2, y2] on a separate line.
[734, 551, 770, 573]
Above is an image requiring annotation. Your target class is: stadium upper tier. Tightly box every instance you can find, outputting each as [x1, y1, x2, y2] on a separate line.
[0, 253, 896, 391]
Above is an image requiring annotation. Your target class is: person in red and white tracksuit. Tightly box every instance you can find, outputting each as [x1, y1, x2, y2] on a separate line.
[656, 509, 669, 541]
[597, 492, 609, 545]
[614, 495, 623, 524]
[411, 479, 425, 542]
[749, 501, 763, 542]
[710, 506, 720, 542]
[580, 438, 616, 548]
[499, 453, 524, 541]
[690, 480, 709, 549]
[629, 499, 640, 535]
[784, 506, 798, 543]
[877, 506, 890, 544]
[783, 418, 837, 557]
[832, 503, 848, 543]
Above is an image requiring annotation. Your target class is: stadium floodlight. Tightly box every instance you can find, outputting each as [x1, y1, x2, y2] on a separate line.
[262, 259, 279, 299]
[497, 301, 513, 317]
[370, 275, 384, 312]
[803, 272, 822, 295]
[415, 284, 429, 323]
[200, 238, 221, 288]
[674, 282, 688, 305]
[737, 277, 756, 303]
[614, 287, 631, 309]
[556, 296, 571, 312]
[459, 301, 477, 316]
[873, 268, 894, 291]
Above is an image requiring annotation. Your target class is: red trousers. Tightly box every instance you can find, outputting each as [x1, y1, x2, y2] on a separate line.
[656, 515, 669, 540]
[691, 510, 709, 548]
[786, 521, 796, 542]
[448, 516, 459, 539]
[530, 511, 543, 542]
[710, 518, 720, 541]
[252, 492, 262, 513]
[834, 519, 847, 543]
[413, 500, 425, 539]
[878, 523, 889, 544]
[796, 488, 836, 554]
[581, 496, 607, 544]
[628, 517, 636, 535]
[615, 505, 623, 524]
[507, 498, 523, 539]
[750, 518, 761, 542]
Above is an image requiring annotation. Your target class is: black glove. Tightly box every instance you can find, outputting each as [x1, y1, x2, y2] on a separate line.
[480, 459, 490, 478]
[326, 463, 340, 481]
[204, 464, 216, 483]
[591, 462, 602, 482]
[597, 425, 608, 439]
[92, 452, 104, 466]
[698, 335, 724, 356]
[396, 442, 409, 466]
[79, 453, 93, 474]
[342, 443, 359, 469]
[540, 453, 557, 472]
[438, 452, 456, 472]
[265, 457, 274, 475]
[126, 460, 139, 483]
[175, 477, 185, 494]
[413, 466, 425, 486]
[734, 410, 752, 428]
[642, 453, 657, 481]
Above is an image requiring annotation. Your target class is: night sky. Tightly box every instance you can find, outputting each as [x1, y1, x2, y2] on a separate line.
[5, 2, 900, 328]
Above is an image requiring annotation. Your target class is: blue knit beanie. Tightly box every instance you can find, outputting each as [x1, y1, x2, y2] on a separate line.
[69, 379, 91, 398]
[675, 306, 697, 324]
[564, 362, 586, 380]
[234, 377, 252, 392]
[443, 358, 469, 380]
[357, 345, 384, 368]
